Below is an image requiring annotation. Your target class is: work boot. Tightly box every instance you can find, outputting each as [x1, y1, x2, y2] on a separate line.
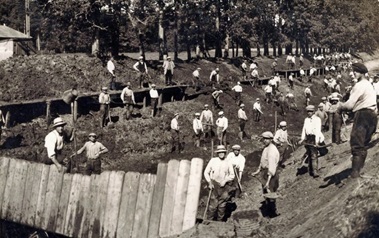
[311, 158, 319, 178]
[351, 156, 364, 178]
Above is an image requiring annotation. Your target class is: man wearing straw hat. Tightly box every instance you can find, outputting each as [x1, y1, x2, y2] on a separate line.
[44, 117, 75, 172]
[251, 131, 280, 218]
[193, 112, 203, 147]
[121, 82, 136, 120]
[99, 86, 111, 128]
[163, 56, 175, 86]
[133, 56, 149, 89]
[200, 104, 214, 141]
[204, 145, 235, 221]
[75, 132, 108, 175]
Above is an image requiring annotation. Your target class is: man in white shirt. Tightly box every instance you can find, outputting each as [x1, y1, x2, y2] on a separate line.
[107, 57, 116, 90]
[226, 144, 246, 197]
[170, 113, 181, 153]
[99, 86, 111, 128]
[241, 60, 248, 80]
[251, 131, 280, 218]
[210, 68, 220, 88]
[204, 145, 235, 221]
[304, 86, 312, 105]
[237, 104, 248, 141]
[285, 53, 293, 70]
[264, 84, 273, 104]
[288, 73, 294, 89]
[251, 68, 259, 87]
[200, 104, 213, 140]
[44, 117, 75, 172]
[274, 121, 292, 168]
[231, 82, 243, 105]
[299, 67, 305, 82]
[149, 84, 159, 117]
[212, 89, 223, 109]
[338, 63, 377, 178]
[121, 82, 136, 120]
[216, 111, 228, 146]
[253, 98, 263, 122]
[298, 105, 324, 178]
[193, 112, 203, 147]
[273, 73, 281, 88]
[271, 59, 278, 75]
[268, 77, 277, 94]
[163, 56, 175, 85]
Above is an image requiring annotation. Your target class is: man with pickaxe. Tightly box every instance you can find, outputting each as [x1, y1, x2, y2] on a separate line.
[225, 144, 246, 198]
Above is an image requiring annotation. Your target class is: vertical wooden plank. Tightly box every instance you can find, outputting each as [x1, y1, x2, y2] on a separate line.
[0, 157, 10, 218]
[170, 160, 191, 235]
[7, 160, 29, 223]
[35, 164, 50, 228]
[159, 160, 180, 237]
[147, 163, 168, 238]
[102, 171, 125, 238]
[73, 175, 91, 238]
[182, 158, 204, 231]
[116, 172, 140, 238]
[1, 158, 17, 220]
[64, 173, 82, 237]
[131, 174, 156, 238]
[21, 163, 43, 227]
[88, 171, 110, 238]
[43, 166, 65, 231]
[55, 173, 73, 235]
[85, 174, 100, 238]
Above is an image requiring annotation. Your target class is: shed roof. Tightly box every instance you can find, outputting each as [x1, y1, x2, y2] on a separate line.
[0, 25, 32, 40]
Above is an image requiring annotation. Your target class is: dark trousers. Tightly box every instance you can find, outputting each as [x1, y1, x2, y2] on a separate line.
[239, 119, 246, 132]
[124, 103, 134, 120]
[165, 70, 173, 85]
[350, 109, 377, 176]
[254, 110, 261, 122]
[99, 104, 109, 127]
[85, 159, 101, 175]
[331, 112, 343, 144]
[304, 135, 319, 176]
[137, 72, 147, 88]
[151, 98, 158, 117]
[109, 75, 116, 90]
[258, 168, 279, 217]
[289, 80, 294, 89]
[171, 129, 180, 153]
[235, 92, 241, 105]
[208, 182, 234, 221]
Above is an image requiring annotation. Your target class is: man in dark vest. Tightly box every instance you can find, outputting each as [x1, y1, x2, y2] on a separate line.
[133, 56, 148, 88]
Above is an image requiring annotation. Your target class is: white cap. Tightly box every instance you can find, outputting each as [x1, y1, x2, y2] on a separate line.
[195, 112, 200, 116]
[279, 121, 287, 127]
[218, 111, 224, 116]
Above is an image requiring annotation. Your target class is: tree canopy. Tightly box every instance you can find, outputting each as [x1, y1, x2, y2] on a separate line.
[1, 0, 379, 57]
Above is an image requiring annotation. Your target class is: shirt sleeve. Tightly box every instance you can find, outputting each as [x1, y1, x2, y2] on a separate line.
[239, 156, 246, 172]
[267, 148, 279, 176]
[133, 62, 139, 71]
[203, 159, 213, 183]
[226, 162, 236, 182]
[301, 119, 306, 140]
[340, 84, 362, 110]
[223, 118, 228, 131]
[45, 133, 56, 158]
[77, 142, 87, 155]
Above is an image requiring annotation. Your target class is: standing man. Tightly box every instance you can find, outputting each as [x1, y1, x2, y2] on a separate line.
[200, 104, 214, 140]
[251, 131, 280, 218]
[268, 77, 277, 95]
[271, 59, 278, 76]
[337, 63, 377, 178]
[204, 145, 235, 221]
[99, 86, 111, 128]
[298, 105, 325, 178]
[210, 68, 220, 88]
[75, 133, 108, 175]
[299, 53, 304, 67]
[231, 82, 243, 105]
[241, 60, 248, 80]
[216, 111, 228, 146]
[253, 98, 263, 122]
[264, 84, 273, 104]
[170, 113, 181, 153]
[120, 82, 136, 120]
[149, 84, 159, 117]
[192, 67, 201, 90]
[299, 67, 306, 82]
[273, 121, 292, 168]
[163, 56, 175, 86]
[315, 104, 329, 132]
[107, 56, 116, 90]
[304, 86, 312, 106]
[193, 112, 203, 147]
[251, 67, 259, 87]
[226, 144, 246, 197]
[273, 73, 281, 89]
[133, 56, 148, 89]
[44, 117, 75, 172]
[212, 89, 223, 109]
[237, 104, 248, 142]
[288, 73, 294, 89]
[328, 96, 344, 144]
[285, 53, 293, 70]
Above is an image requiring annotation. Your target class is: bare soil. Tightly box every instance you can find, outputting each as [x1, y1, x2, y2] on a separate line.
[1, 52, 379, 237]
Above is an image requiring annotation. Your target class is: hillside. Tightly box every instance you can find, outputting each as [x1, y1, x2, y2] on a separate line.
[0, 52, 378, 237]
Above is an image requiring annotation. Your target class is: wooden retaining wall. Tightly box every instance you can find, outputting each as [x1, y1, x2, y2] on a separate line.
[0, 157, 204, 238]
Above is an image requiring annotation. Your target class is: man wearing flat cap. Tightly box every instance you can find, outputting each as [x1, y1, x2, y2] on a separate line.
[75, 133, 108, 175]
[252, 131, 280, 218]
[193, 112, 203, 147]
[200, 104, 214, 142]
[133, 56, 148, 89]
[216, 111, 228, 147]
[121, 82, 136, 120]
[44, 117, 75, 172]
[337, 63, 377, 178]
[226, 144, 246, 197]
[149, 84, 159, 117]
[99, 86, 111, 128]
[299, 105, 325, 178]
[204, 145, 235, 221]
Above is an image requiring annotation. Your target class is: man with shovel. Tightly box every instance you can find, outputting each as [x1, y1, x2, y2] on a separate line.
[204, 145, 235, 221]
[99, 86, 111, 128]
[226, 144, 246, 198]
[251, 131, 280, 218]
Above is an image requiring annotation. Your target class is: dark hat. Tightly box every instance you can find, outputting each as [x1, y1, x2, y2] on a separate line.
[352, 63, 368, 74]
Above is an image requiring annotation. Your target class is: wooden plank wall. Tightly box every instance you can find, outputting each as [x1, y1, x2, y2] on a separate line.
[0, 157, 204, 238]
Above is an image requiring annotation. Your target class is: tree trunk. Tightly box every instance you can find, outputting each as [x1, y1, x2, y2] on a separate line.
[278, 44, 282, 56]
[236, 41, 239, 57]
[295, 40, 299, 56]
[256, 42, 261, 57]
[138, 30, 145, 58]
[159, 10, 165, 60]
[214, 2, 222, 58]
[272, 42, 277, 57]
[232, 40, 235, 58]
[263, 37, 269, 56]
[224, 33, 229, 59]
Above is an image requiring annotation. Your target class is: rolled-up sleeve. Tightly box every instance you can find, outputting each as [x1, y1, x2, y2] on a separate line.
[267, 147, 279, 176]
[44, 133, 56, 158]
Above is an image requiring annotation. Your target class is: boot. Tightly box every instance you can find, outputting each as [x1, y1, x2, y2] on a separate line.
[351, 156, 364, 178]
[311, 158, 319, 178]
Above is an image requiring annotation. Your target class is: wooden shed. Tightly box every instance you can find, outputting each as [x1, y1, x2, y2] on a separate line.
[0, 25, 33, 61]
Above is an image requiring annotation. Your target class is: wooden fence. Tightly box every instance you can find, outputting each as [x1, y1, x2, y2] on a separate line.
[0, 157, 204, 238]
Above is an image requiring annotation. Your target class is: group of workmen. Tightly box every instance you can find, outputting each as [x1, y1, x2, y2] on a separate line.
[201, 61, 379, 222]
